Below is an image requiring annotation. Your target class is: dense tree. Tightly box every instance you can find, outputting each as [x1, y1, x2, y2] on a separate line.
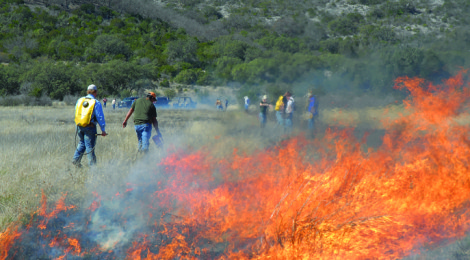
[0, 0, 468, 103]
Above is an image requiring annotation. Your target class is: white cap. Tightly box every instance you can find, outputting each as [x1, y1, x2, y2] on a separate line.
[87, 84, 97, 91]
[262, 95, 267, 100]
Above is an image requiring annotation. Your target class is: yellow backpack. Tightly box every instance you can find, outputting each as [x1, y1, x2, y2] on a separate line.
[74, 97, 96, 127]
[274, 96, 284, 111]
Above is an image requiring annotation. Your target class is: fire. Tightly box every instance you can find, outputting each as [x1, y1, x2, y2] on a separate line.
[2, 71, 470, 259]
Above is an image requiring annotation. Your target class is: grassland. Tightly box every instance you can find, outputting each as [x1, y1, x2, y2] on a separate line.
[0, 104, 300, 231]
[3, 103, 468, 259]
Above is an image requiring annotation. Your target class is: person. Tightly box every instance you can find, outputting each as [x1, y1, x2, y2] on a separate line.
[259, 95, 269, 128]
[102, 97, 107, 108]
[307, 93, 317, 130]
[274, 95, 284, 126]
[112, 98, 116, 110]
[282, 91, 291, 114]
[244, 96, 250, 112]
[225, 99, 229, 111]
[285, 95, 295, 133]
[122, 92, 159, 153]
[72, 84, 107, 167]
[216, 99, 223, 111]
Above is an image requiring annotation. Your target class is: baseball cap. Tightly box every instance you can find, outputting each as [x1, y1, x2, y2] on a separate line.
[87, 84, 97, 91]
[148, 92, 156, 98]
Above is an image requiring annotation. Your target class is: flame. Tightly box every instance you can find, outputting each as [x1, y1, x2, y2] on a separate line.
[3, 71, 470, 259]
[0, 226, 21, 260]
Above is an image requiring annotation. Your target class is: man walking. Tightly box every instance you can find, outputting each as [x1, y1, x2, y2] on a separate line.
[72, 84, 107, 167]
[102, 97, 107, 108]
[112, 98, 116, 110]
[122, 92, 159, 153]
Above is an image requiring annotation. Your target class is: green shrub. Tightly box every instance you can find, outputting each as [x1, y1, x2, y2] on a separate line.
[160, 79, 170, 88]
[174, 69, 198, 85]
[80, 4, 95, 14]
[163, 88, 176, 99]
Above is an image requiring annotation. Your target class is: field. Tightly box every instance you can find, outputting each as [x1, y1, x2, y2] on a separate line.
[0, 102, 402, 230]
[2, 98, 470, 259]
[0, 105, 295, 230]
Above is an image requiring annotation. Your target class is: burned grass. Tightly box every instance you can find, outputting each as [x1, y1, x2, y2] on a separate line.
[2, 75, 470, 260]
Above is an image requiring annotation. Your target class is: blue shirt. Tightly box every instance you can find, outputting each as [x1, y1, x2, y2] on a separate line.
[76, 94, 106, 132]
[308, 96, 316, 114]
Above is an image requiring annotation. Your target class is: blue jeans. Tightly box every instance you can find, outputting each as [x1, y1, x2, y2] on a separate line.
[73, 126, 97, 166]
[135, 123, 152, 152]
[285, 113, 293, 133]
[308, 116, 315, 130]
[259, 113, 266, 127]
[276, 111, 283, 126]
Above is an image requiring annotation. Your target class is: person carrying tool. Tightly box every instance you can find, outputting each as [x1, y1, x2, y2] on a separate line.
[72, 84, 107, 167]
[122, 92, 159, 153]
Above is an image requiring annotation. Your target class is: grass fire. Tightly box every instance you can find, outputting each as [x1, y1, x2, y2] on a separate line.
[2, 71, 470, 259]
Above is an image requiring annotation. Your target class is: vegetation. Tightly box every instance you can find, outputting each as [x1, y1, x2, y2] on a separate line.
[0, 0, 469, 103]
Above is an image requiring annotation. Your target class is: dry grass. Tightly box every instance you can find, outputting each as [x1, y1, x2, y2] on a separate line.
[0, 103, 411, 231]
[0, 103, 404, 219]
[0, 105, 290, 231]
[1, 103, 468, 258]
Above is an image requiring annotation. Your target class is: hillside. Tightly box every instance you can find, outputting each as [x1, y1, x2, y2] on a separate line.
[0, 0, 469, 103]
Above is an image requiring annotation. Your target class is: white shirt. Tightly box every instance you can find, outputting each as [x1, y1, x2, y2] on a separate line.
[286, 97, 294, 114]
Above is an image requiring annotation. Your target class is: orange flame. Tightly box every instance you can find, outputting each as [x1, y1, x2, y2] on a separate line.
[0, 226, 21, 260]
[4, 71, 470, 259]
[127, 71, 470, 259]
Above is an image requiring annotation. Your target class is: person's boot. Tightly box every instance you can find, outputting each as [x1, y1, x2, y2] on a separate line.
[72, 160, 82, 168]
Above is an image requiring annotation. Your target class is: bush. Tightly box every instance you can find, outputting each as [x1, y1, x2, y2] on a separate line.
[163, 88, 177, 99]
[84, 34, 131, 62]
[80, 4, 95, 14]
[160, 79, 170, 88]
[328, 13, 364, 35]
[174, 69, 198, 85]
[0, 94, 52, 106]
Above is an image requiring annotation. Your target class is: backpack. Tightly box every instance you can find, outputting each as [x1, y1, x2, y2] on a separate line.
[75, 97, 96, 127]
[274, 96, 284, 111]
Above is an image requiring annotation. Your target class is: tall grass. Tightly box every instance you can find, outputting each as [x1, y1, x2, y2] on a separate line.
[0, 105, 293, 231]
[1, 103, 468, 258]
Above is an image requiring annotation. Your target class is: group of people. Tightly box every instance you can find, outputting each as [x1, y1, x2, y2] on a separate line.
[72, 84, 160, 167]
[72, 84, 318, 167]
[257, 91, 318, 132]
[215, 99, 229, 111]
[102, 97, 117, 110]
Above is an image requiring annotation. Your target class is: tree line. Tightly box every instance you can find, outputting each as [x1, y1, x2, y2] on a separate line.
[0, 0, 469, 103]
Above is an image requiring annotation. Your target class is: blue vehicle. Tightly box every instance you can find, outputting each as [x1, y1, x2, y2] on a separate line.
[154, 96, 170, 108]
[172, 96, 197, 109]
[118, 96, 139, 108]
